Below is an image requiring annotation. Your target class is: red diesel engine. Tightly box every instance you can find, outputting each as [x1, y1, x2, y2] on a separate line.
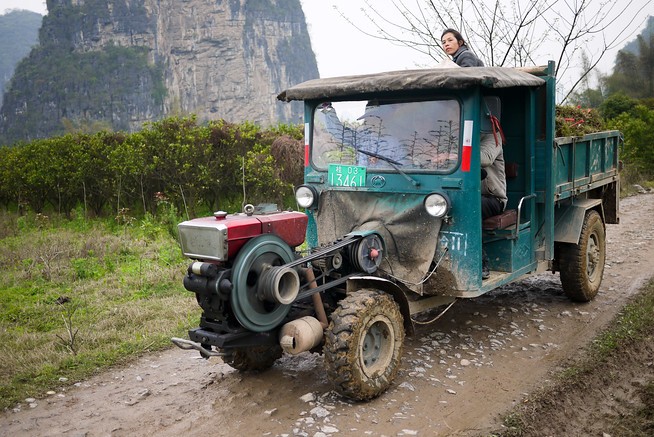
[178, 207, 307, 262]
[177, 206, 308, 341]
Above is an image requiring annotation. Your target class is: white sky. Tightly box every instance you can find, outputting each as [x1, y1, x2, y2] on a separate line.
[2, 0, 47, 16]
[2, 0, 653, 84]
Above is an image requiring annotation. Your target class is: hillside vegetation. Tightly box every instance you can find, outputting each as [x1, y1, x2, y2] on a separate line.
[0, 10, 42, 106]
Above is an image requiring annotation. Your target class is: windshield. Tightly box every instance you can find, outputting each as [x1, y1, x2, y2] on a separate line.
[311, 99, 460, 172]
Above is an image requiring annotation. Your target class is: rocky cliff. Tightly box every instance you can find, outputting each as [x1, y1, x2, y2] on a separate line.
[0, 0, 318, 143]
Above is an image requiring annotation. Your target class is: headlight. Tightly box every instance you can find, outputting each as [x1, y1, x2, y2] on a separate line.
[295, 185, 318, 209]
[424, 193, 450, 218]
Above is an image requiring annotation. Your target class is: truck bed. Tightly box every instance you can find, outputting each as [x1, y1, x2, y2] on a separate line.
[553, 130, 621, 200]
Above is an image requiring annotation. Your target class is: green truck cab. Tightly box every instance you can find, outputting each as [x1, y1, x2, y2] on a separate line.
[173, 62, 620, 401]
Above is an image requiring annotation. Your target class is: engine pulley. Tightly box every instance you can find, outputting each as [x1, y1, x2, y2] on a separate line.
[230, 234, 296, 332]
[350, 233, 384, 274]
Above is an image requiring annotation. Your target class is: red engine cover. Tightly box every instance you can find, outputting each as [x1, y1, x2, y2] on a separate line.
[221, 211, 307, 259]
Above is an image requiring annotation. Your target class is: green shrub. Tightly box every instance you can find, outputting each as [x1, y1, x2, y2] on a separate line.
[70, 257, 105, 280]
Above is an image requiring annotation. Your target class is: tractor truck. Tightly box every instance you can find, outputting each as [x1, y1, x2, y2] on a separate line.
[172, 61, 620, 400]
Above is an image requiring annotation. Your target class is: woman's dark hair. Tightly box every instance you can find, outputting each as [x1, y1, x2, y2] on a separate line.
[441, 28, 466, 47]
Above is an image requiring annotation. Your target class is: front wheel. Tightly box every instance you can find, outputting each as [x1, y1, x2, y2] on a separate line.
[324, 289, 404, 401]
[559, 210, 606, 302]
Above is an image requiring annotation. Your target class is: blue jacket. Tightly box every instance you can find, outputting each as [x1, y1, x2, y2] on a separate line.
[452, 46, 484, 67]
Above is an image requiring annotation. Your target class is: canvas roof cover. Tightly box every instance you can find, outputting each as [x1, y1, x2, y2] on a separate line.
[277, 66, 546, 102]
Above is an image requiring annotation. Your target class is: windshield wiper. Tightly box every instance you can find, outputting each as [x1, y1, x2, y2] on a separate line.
[355, 148, 420, 187]
[355, 148, 403, 166]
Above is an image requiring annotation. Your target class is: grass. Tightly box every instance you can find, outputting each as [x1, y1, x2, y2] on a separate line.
[619, 169, 654, 197]
[0, 210, 198, 410]
[495, 279, 654, 436]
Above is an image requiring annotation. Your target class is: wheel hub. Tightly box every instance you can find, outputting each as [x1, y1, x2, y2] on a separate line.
[586, 233, 600, 279]
[359, 315, 394, 377]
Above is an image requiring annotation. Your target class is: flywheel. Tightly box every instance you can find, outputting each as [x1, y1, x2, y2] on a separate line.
[230, 235, 296, 332]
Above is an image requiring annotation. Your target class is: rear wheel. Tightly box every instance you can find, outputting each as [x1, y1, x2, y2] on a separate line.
[224, 345, 282, 372]
[324, 289, 404, 401]
[559, 210, 606, 302]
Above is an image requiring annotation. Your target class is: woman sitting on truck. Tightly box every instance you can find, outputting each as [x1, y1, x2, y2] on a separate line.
[441, 28, 484, 67]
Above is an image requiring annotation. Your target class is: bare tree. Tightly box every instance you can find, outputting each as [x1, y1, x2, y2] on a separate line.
[336, 0, 649, 102]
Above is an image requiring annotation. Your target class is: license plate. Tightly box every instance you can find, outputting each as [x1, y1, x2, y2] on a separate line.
[328, 164, 366, 187]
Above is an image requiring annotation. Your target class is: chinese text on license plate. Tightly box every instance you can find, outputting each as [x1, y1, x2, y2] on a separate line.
[328, 164, 366, 187]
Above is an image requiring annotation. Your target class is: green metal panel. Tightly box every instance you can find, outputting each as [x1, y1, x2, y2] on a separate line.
[589, 137, 603, 175]
[554, 131, 621, 199]
[554, 199, 602, 243]
[447, 90, 483, 291]
[303, 104, 319, 250]
[543, 61, 556, 261]
[484, 227, 532, 272]
[534, 140, 547, 189]
[575, 139, 589, 182]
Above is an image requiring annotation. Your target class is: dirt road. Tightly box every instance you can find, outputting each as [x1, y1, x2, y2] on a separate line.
[3, 193, 654, 437]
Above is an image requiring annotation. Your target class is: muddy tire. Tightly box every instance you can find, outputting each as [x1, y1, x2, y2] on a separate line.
[324, 289, 404, 401]
[224, 345, 282, 372]
[559, 210, 606, 302]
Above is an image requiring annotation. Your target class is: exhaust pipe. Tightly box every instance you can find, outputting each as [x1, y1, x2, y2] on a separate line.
[279, 316, 324, 355]
[302, 267, 329, 329]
